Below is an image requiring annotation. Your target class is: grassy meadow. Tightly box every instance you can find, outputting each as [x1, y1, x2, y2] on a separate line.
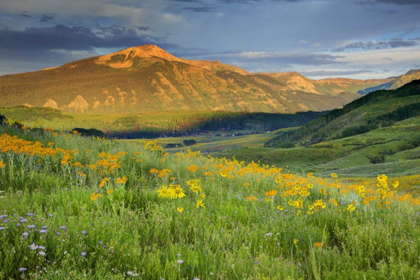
[1, 122, 420, 279]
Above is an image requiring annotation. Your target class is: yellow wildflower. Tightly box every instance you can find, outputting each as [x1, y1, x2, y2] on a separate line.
[99, 178, 109, 188]
[188, 165, 199, 173]
[157, 186, 171, 198]
[171, 187, 186, 199]
[150, 168, 159, 174]
[90, 193, 101, 201]
[347, 205, 356, 212]
[189, 185, 203, 194]
[115, 176, 128, 184]
[196, 200, 205, 208]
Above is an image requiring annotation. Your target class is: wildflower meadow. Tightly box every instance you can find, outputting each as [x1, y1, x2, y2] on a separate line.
[0, 124, 419, 279]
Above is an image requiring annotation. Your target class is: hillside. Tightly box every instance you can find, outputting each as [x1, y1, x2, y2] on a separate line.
[265, 79, 420, 147]
[0, 44, 414, 114]
[1, 116, 420, 279]
[213, 80, 420, 177]
[0, 107, 326, 138]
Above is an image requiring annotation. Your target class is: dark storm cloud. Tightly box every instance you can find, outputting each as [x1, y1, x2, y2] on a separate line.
[40, 15, 54, 22]
[0, 24, 175, 52]
[333, 38, 420, 52]
[184, 6, 215, 12]
[300, 69, 373, 76]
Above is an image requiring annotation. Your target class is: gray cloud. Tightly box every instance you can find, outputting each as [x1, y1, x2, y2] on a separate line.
[40, 15, 54, 22]
[184, 6, 216, 12]
[169, 0, 203, 2]
[333, 38, 420, 52]
[226, 51, 346, 65]
[184, 51, 347, 73]
[358, 0, 420, 5]
[382, 57, 393, 60]
[20, 13, 31, 18]
[300, 69, 373, 77]
[217, 0, 260, 4]
[0, 25, 174, 52]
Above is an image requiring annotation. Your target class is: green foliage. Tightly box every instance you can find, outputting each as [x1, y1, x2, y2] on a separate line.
[265, 80, 420, 148]
[72, 127, 105, 137]
[340, 124, 378, 138]
[164, 143, 183, 148]
[183, 139, 197, 146]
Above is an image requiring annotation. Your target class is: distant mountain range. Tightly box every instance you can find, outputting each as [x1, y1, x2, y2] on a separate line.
[0, 44, 419, 113]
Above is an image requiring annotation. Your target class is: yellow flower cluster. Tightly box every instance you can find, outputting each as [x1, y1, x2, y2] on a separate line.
[157, 185, 186, 199]
[90, 193, 102, 201]
[115, 176, 128, 184]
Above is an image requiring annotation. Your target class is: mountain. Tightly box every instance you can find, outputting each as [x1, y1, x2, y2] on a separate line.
[0, 45, 416, 114]
[389, 69, 420, 89]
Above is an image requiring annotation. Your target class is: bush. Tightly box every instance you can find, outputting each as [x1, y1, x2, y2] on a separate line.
[367, 154, 385, 164]
[0, 114, 5, 125]
[341, 124, 377, 138]
[183, 139, 197, 146]
[72, 128, 105, 138]
[165, 143, 183, 148]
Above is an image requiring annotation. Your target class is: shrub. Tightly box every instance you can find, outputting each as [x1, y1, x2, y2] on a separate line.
[72, 128, 105, 138]
[183, 139, 197, 146]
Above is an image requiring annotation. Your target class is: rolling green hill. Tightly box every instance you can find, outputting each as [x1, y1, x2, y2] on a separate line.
[214, 80, 420, 178]
[265, 80, 420, 147]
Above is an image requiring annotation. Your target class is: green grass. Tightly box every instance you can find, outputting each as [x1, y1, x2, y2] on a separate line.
[1, 124, 420, 279]
[0, 107, 323, 137]
[216, 116, 420, 177]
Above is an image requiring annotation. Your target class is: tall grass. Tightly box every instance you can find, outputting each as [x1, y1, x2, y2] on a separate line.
[0, 125, 419, 279]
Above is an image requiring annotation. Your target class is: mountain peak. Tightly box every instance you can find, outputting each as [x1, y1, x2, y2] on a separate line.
[95, 44, 181, 68]
[134, 44, 180, 60]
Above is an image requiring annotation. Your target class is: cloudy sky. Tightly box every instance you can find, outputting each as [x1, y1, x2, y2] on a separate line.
[0, 0, 419, 79]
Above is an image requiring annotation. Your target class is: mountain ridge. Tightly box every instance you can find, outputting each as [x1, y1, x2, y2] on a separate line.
[0, 45, 418, 114]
